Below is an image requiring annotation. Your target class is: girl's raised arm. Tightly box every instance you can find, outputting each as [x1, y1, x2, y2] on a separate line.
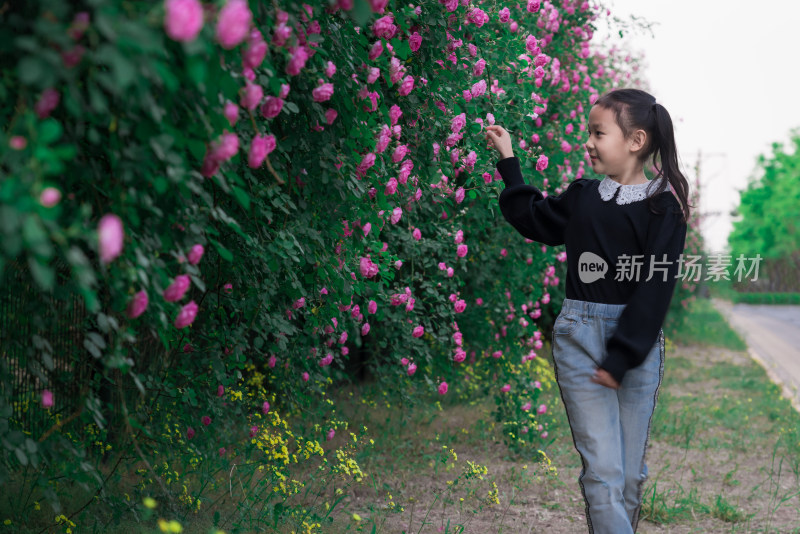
[496, 155, 587, 246]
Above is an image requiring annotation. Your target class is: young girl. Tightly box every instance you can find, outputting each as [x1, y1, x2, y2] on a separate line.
[485, 88, 690, 534]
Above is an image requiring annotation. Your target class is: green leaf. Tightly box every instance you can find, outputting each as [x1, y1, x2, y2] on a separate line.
[88, 85, 108, 114]
[232, 186, 250, 210]
[392, 39, 411, 61]
[349, 0, 373, 28]
[284, 102, 300, 114]
[111, 51, 136, 90]
[131, 373, 145, 396]
[39, 119, 62, 144]
[87, 332, 107, 350]
[17, 56, 46, 86]
[42, 352, 54, 371]
[84, 339, 102, 358]
[186, 56, 207, 85]
[27, 257, 54, 291]
[211, 239, 233, 262]
[154, 177, 168, 194]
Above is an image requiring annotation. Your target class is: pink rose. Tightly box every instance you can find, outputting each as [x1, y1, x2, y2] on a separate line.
[164, 0, 204, 42]
[41, 389, 54, 408]
[126, 290, 149, 319]
[223, 101, 239, 126]
[240, 82, 263, 110]
[397, 75, 415, 96]
[9, 136, 27, 150]
[39, 187, 61, 208]
[467, 7, 488, 27]
[34, 88, 60, 118]
[163, 274, 191, 302]
[385, 177, 398, 195]
[456, 244, 468, 258]
[409, 32, 422, 52]
[359, 256, 379, 278]
[392, 144, 408, 163]
[438, 381, 448, 395]
[325, 108, 338, 125]
[371, 15, 397, 39]
[451, 113, 466, 133]
[412, 325, 424, 338]
[248, 134, 276, 168]
[187, 244, 204, 265]
[390, 206, 402, 224]
[286, 45, 309, 76]
[211, 131, 239, 161]
[312, 82, 334, 102]
[536, 154, 549, 171]
[67, 12, 90, 40]
[368, 40, 383, 61]
[215, 0, 252, 49]
[98, 214, 124, 263]
[261, 96, 284, 119]
[242, 28, 268, 69]
[174, 300, 198, 328]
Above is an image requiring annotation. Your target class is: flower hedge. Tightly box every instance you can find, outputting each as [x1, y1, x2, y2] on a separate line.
[0, 0, 692, 529]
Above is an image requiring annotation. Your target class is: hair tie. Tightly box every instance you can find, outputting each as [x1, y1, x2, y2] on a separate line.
[651, 102, 658, 112]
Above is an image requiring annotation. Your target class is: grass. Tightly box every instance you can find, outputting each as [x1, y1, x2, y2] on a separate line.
[664, 296, 748, 351]
[5, 296, 800, 533]
[304, 300, 800, 534]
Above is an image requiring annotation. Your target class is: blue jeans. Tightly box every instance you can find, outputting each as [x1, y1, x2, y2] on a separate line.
[551, 298, 665, 534]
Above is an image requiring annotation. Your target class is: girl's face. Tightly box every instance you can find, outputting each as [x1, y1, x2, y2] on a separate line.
[584, 105, 631, 176]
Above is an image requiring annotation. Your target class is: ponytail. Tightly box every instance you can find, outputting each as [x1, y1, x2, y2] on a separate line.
[593, 89, 693, 223]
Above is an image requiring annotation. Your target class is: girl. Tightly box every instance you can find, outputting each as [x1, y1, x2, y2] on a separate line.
[485, 88, 691, 534]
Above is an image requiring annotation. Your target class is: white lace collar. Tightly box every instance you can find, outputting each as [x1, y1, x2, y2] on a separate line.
[598, 176, 670, 205]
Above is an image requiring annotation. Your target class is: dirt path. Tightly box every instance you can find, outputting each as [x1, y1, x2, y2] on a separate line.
[331, 342, 800, 533]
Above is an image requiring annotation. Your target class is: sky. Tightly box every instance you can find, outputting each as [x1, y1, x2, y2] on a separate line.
[591, 0, 800, 254]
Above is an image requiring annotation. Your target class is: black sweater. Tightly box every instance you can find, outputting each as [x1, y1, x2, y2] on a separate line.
[496, 156, 687, 385]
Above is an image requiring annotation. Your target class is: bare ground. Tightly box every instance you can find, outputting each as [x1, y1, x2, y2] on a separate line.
[321, 343, 800, 533]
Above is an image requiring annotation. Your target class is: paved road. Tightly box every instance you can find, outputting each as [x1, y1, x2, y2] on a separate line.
[713, 298, 800, 413]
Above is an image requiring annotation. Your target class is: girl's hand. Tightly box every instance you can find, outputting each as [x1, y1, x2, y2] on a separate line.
[591, 368, 620, 389]
[485, 125, 514, 159]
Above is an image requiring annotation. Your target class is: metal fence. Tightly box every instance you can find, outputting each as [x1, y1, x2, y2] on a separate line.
[1, 259, 93, 441]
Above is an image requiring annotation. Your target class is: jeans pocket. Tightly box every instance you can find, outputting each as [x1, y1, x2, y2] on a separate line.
[554, 313, 581, 336]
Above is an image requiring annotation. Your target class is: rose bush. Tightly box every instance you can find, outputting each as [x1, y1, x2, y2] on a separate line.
[0, 0, 685, 529]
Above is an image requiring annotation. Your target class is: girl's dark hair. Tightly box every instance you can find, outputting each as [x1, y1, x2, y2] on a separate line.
[592, 88, 693, 223]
